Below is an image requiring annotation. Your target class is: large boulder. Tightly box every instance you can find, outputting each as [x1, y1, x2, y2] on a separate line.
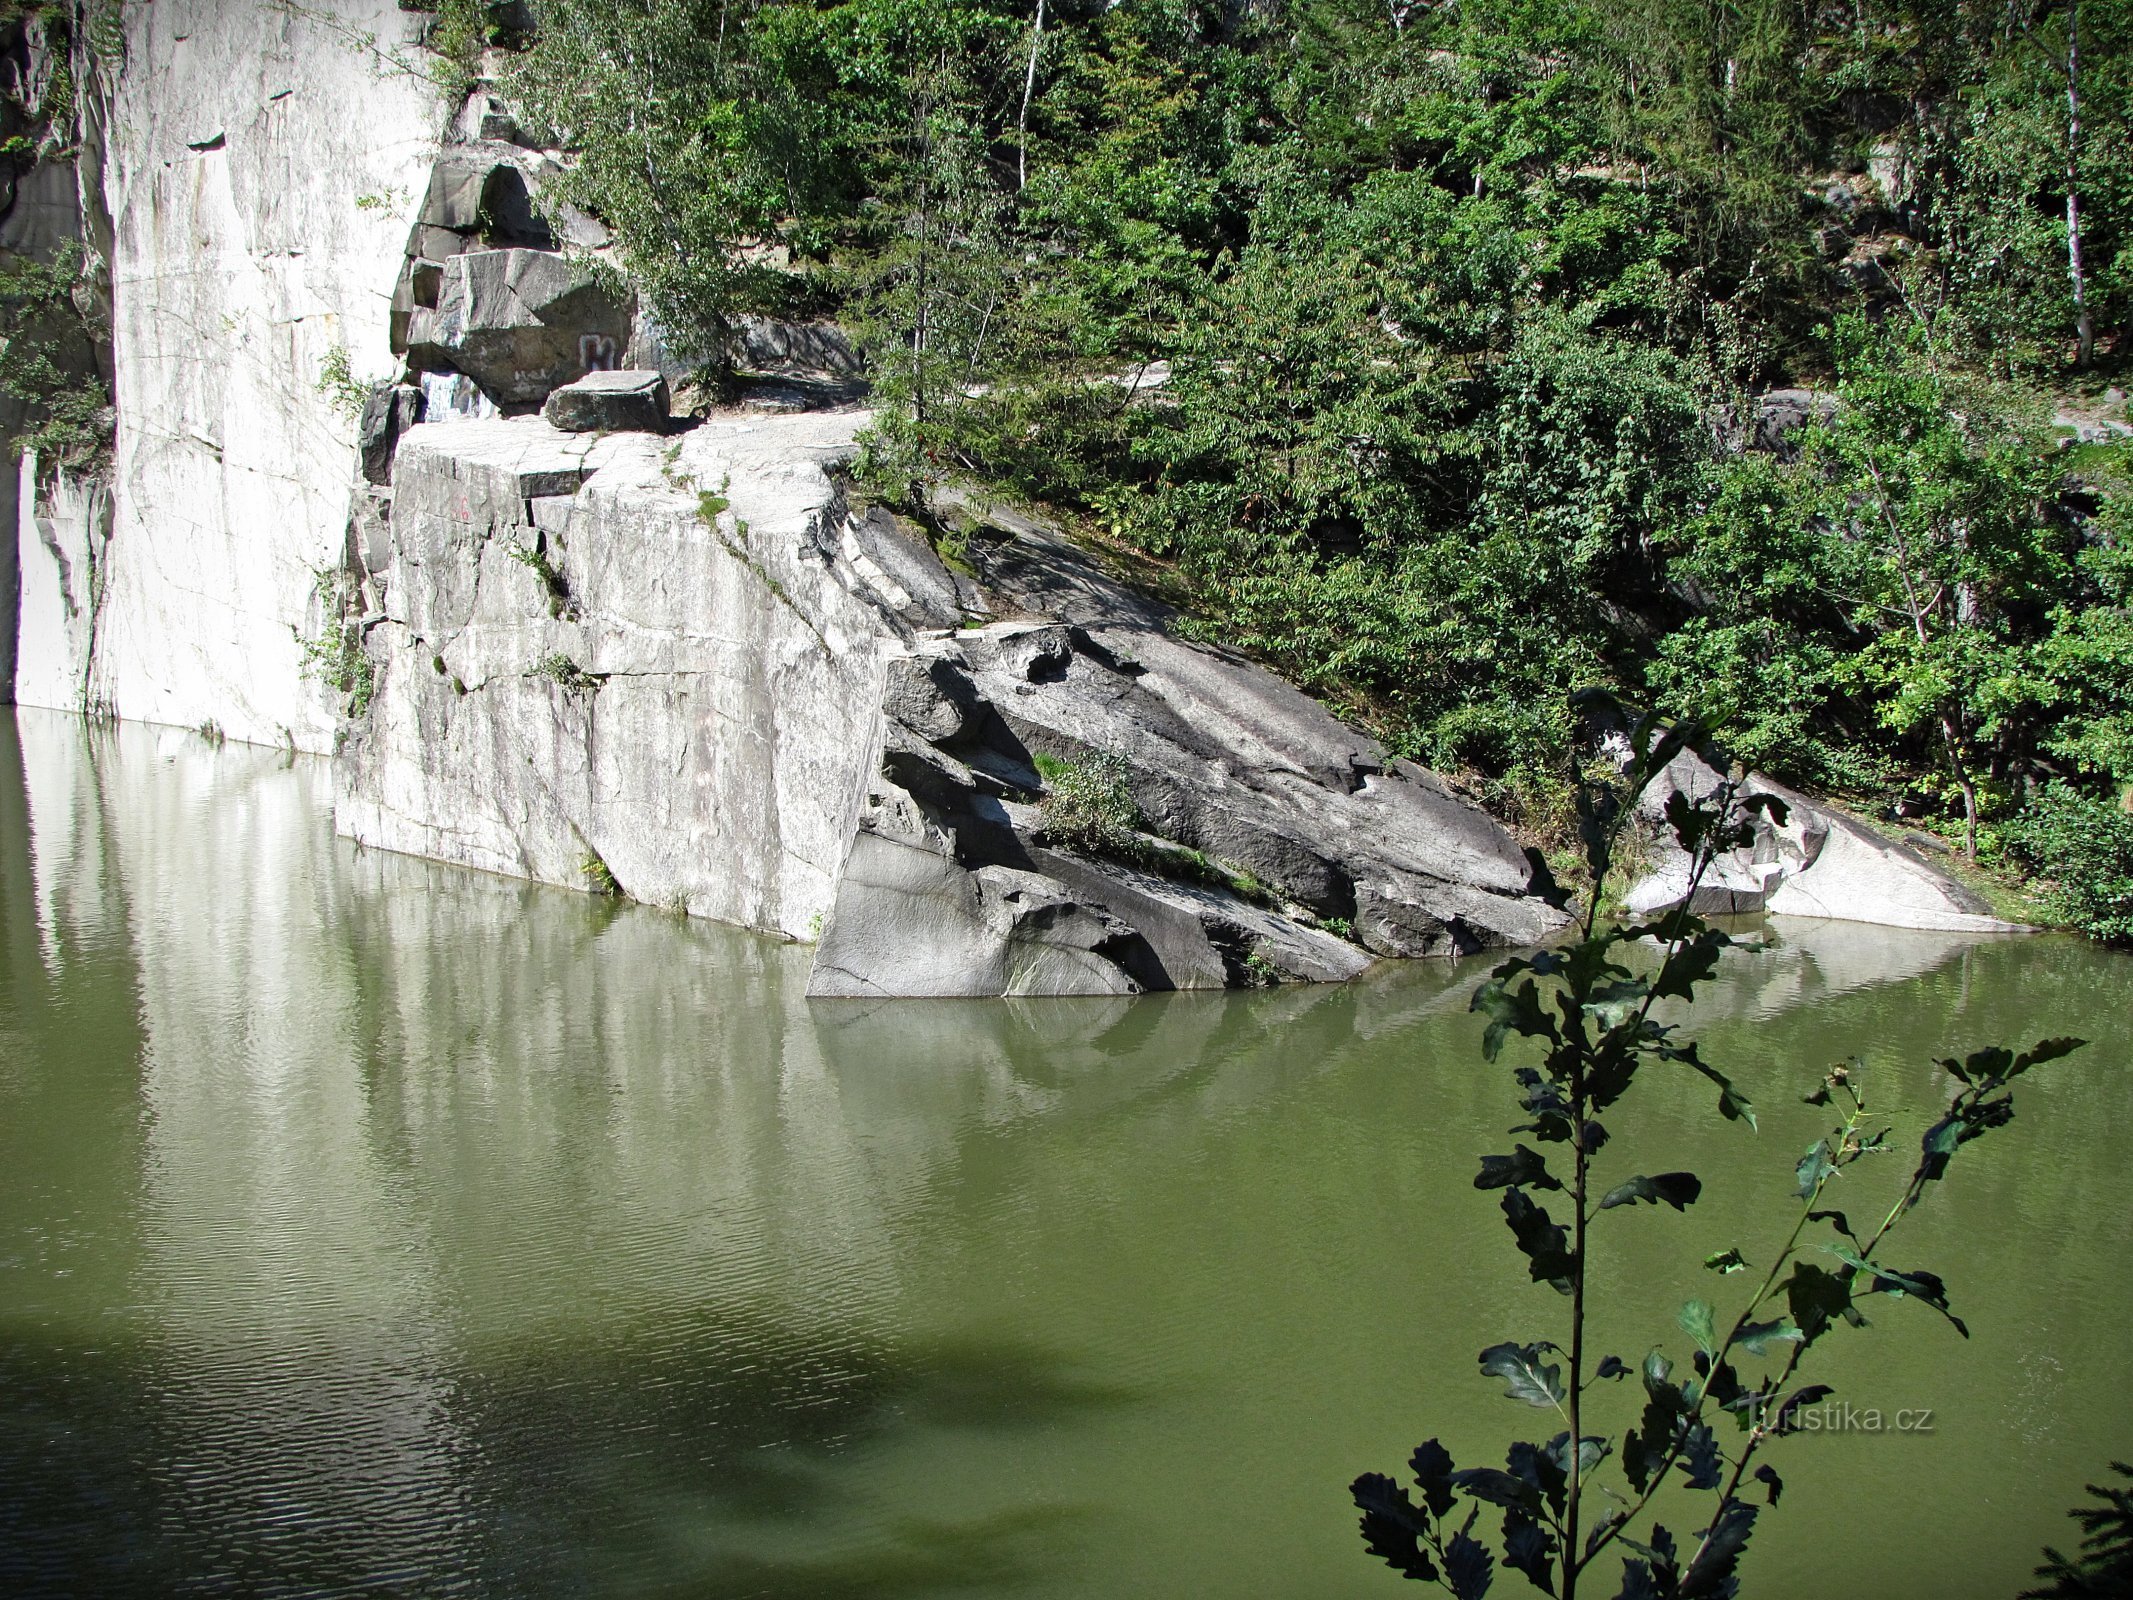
[808, 610, 1563, 996]
[542, 369, 669, 433]
[1621, 748, 2025, 933]
[404, 248, 631, 406]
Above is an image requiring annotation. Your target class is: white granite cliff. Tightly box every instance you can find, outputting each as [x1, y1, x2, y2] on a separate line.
[15, 0, 440, 749]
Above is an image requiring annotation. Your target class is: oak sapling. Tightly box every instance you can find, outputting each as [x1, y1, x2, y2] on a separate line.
[1352, 702, 2085, 1598]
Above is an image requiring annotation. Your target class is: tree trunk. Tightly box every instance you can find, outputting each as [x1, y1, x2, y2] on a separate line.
[2066, 0, 2093, 367]
[1017, 0, 1045, 192]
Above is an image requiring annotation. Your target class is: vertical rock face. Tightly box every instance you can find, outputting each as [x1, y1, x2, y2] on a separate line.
[335, 411, 944, 938]
[68, 0, 440, 751]
[13, 455, 108, 713]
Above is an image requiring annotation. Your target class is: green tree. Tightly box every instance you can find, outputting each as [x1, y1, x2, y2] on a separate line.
[1802, 318, 2068, 856]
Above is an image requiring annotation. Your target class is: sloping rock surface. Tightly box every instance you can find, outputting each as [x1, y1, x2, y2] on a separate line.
[339, 409, 1571, 993]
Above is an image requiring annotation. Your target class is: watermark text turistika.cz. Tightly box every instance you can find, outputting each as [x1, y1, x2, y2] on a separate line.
[1754, 1398, 1937, 1435]
[1740, 1399, 1945, 1442]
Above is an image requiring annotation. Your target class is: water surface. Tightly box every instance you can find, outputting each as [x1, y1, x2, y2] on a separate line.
[1, 710, 2128, 1597]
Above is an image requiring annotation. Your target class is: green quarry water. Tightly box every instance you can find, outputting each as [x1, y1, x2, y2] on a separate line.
[2, 708, 2130, 1598]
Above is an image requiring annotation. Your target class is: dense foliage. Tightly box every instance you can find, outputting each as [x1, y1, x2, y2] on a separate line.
[0, 4, 113, 474]
[504, 0, 2133, 923]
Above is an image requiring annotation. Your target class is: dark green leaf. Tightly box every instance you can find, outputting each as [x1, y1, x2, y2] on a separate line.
[1695, 1352, 1746, 1413]
[2011, 1036, 2085, 1075]
[1479, 1342, 1566, 1409]
[1444, 1525, 1495, 1600]
[1352, 1472, 1438, 1581]
[1507, 1438, 1568, 1516]
[1503, 1507, 1556, 1597]
[1794, 1138, 1835, 1199]
[1601, 1172, 1703, 1211]
[1596, 1355, 1630, 1380]
[1473, 975, 1559, 1061]
[1753, 1464, 1782, 1505]
[1679, 1501, 1757, 1598]
[1783, 1261, 1856, 1344]
[1735, 1318, 1803, 1357]
[1807, 1209, 1856, 1243]
[1824, 1244, 1969, 1335]
[1411, 1439, 1457, 1521]
[1675, 1422, 1721, 1490]
[1769, 1384, 1834, 1434]
[1512, 1068, 1576, 1144]
[1477, 1145, 1561, 1191]
[1624, 1353, 1687, 1494]
[1703, 1248, 1749, 1274]
[1501, 1189, 1575, 1291]
[1648, 927, 1730, 1002]
[1451, 1465, 1541, 1513]
[1549, 1431, 1611, 1481]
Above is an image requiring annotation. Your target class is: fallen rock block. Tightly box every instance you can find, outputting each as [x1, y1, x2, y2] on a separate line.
[541, 369, 670, 433]
[405, 248, 631, 405]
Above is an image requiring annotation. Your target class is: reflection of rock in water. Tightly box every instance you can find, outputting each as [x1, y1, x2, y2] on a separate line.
[42, 715, 480, 1592]
[1707, 915, 2014, 1021]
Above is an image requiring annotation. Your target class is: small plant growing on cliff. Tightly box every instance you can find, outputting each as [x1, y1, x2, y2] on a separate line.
[1351, 704, 2085, 1597]
[1037, 751, 1143, 858]
[505, 537, 572, 617]
[579, 850, 620, 897]
[530, 652, 598, 693]
[314, 344, 369, 424]
[299, 620, 376, 717]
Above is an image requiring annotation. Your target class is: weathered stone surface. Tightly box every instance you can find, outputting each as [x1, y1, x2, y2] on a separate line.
[334, 411, 927, 940]
[358, 383, 425, 485]
[1622, 748, 2025, 933]
[807, 602, 1565, 994]
[732, 315, 863, 378]
[541, 369, 669, 433]
[406, 249, 632, 406]
[14, 455, 108, 714]
[420, 370, 499, 423]
[807, 833, 1141, 998]
[335, 408, 1570, 993]
[66, 0, 442, 751]
[1750, 388, 1838, 456]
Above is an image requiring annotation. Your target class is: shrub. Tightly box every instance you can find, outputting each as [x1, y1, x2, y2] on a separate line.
[1037, 751, 1142, 857]
[2004, 786, 2133, 944]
